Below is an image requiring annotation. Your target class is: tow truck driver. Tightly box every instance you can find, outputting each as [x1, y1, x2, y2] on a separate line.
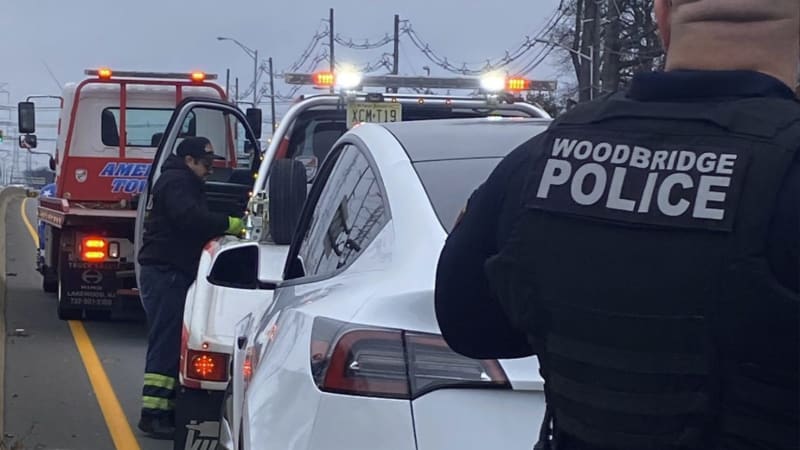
[136, 137, 245, 439]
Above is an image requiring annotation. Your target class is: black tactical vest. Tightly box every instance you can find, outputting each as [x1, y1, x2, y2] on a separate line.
[486, 93, 800, 450]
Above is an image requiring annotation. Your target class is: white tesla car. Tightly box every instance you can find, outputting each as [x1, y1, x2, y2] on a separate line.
[222, 117, 552, 450]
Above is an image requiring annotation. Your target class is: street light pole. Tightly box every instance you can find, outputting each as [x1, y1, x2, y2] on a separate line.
[217, 36, 259, 106]
[535, 38, 595, 100]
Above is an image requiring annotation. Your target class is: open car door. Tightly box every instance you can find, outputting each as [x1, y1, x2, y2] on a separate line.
[134, 97, 262, 285]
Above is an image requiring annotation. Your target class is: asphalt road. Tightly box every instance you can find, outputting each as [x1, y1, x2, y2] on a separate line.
[3, 195, 172, 450]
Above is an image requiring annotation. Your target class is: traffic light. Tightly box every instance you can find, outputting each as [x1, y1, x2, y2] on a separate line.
[0, 129, 4, 143]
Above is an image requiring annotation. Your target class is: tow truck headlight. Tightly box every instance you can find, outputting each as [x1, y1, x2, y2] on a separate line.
[480, 72, 507, 93]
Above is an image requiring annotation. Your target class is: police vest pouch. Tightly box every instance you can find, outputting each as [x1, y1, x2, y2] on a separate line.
[487, 95, 800, 450]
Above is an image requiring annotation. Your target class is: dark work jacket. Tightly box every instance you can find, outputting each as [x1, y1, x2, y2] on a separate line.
[138, 156, 229, 278]
[434, 70, 799, 450]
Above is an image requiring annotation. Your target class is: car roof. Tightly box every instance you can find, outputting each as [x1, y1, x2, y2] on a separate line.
[378, 117, 552, 162]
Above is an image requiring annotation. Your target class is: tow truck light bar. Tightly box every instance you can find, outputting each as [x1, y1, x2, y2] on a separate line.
[84, 68, 218, 82]
[284, 71, 553, 93]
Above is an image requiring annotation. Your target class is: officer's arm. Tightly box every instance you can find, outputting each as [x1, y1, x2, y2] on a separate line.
[435, 143, 536, 360]
[161, 181, 228, 237]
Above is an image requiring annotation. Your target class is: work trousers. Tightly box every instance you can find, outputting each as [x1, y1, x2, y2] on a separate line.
[139, 264, 193, 419]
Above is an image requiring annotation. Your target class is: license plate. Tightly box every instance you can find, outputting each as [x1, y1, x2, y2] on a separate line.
[346, 102, 403, 128]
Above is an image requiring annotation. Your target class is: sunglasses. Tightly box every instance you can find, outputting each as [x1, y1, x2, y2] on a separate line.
[194, 156, 214, 169]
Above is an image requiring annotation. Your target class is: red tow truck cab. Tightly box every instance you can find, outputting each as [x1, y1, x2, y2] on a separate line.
[23, 68, 230, 320]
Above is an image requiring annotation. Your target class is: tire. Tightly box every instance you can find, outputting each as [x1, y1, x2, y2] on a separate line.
[268, 159, 308, 245]
[42, 274, 57, 293]
[57, 268, 82, 321]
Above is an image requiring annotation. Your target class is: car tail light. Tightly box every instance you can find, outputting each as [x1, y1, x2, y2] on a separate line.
[310, 318, 510, 400]
[186, 349, 228, 382]
[81, 237, 107, 261]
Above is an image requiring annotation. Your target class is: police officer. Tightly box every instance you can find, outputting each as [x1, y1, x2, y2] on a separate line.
[434, 1, 799, 449]
[136, 136, 244, 439]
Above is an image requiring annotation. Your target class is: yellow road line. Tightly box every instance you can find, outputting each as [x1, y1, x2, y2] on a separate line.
[19, 197, 142, 450]
[20, 198, 38, 247]
[68, 321, 142, 450]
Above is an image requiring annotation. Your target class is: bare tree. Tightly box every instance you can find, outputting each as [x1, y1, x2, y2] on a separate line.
[549, 0, 665, 103]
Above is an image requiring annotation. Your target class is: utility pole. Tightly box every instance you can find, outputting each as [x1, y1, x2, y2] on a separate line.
[225, 69, 230, 102]
[253, 49, 259, 106]
[329, 8, 335, 93]
[269, 57, 277, 132]
[391, 14, 400, 93]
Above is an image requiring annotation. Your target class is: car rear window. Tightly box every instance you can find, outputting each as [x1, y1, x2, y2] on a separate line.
[413, 157, 502, 233]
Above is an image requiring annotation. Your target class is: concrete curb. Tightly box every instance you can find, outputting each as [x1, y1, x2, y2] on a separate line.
[0, 186, 25, 442]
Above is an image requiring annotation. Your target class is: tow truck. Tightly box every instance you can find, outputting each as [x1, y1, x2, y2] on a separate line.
[133, 68, 553, 449]
[18, 68, 258, 320]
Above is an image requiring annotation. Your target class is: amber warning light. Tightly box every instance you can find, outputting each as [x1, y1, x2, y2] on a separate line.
[187, 349, 228, 382]
[98, 68, 113, 80]
[313, 71, 335, 87]
[506, 77, 531, 92]
[191, 71, 206, 82]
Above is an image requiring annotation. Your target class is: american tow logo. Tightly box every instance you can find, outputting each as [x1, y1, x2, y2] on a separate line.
[527, 136, 751, 231]
[98, 162, 152, 194]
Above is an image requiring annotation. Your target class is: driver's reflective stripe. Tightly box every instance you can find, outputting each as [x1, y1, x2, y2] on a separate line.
[144, 373, 175, 390]
[142, 396, 174, 411]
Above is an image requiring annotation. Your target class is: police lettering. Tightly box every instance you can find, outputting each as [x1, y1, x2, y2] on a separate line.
[532, 137, 747, 229]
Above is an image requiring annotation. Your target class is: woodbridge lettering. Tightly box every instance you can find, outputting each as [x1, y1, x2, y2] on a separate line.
[529, 137, 750, 231]
[99, 162, 152, 194]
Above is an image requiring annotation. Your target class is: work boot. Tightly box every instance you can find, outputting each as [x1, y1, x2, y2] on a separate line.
[138, 413, 175, 440]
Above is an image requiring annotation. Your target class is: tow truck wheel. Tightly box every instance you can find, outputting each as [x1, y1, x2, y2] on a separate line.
[57, 270, 82, 321]
[42, 274, 57, 293]
[268, 159, 308, 245]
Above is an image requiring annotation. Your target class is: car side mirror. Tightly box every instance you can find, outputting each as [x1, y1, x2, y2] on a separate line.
[268, 159, 308, 245]
[19, 134, 37, 149]
[48, 156, 56, 171]
[207, 244, 261, 289]
[246, 108, 262, 140]
[18, 102, 35, 134]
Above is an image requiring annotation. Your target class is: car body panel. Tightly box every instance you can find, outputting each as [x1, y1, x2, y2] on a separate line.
[231, 118, 552, 450]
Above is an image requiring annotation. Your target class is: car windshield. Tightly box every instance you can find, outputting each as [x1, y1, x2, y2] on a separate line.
[413, 157, 503, 233]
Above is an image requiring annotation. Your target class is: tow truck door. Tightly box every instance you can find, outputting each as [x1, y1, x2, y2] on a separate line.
[134, 98, 261, 284]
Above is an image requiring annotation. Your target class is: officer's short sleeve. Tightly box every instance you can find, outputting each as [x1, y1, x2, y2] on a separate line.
[434, 138, 543, 360]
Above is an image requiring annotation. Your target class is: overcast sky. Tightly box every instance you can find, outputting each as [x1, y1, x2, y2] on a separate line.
[0, 0, 565, 165]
